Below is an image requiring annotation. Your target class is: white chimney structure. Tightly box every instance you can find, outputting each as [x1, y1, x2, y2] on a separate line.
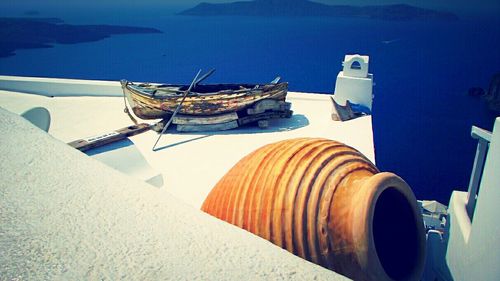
[333, 54, 373, 110]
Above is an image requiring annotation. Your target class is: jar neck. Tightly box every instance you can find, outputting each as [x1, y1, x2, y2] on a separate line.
[330, 172, 426, 281]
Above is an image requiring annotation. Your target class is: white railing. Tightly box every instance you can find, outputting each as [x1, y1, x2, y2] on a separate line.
[466, 126, 492, 220]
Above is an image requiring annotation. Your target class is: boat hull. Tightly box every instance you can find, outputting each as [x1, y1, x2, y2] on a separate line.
[121, 81, 288, 119]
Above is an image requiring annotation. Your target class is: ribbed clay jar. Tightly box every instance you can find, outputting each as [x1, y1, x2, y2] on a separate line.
[201, 138, 426, 281]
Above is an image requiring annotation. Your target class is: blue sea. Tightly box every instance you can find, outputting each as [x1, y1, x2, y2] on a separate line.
[1, 5, 499, 204]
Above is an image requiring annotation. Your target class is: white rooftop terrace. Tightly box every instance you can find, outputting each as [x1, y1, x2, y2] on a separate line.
[0, 75, 377, 280]
[0, 75, 375, 208]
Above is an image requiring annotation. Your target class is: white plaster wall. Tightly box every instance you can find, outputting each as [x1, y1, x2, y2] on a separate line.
[446, 117, 500, 281]
[333, 72, 373, 110]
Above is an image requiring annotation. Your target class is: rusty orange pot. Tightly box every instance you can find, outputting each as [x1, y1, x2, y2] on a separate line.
[202, 138, 426, 281]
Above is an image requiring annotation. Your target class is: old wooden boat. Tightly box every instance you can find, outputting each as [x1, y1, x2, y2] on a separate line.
[120, 79, 288, 119]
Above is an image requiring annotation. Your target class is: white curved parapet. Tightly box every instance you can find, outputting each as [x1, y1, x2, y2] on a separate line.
[21, 106, 51, 132]
[0, 108, 348, 280]
[333, 54, 374, 110]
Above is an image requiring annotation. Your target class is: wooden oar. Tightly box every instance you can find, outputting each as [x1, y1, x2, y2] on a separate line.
[68, 123, 151, 152]
[193, 68, 215, 88]
[151, 69, 202, 151]
[69, 70, 214, 152]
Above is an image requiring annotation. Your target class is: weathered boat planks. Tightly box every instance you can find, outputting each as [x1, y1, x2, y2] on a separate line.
[176, 120, 239, 132]
[172, 112, 239, 125]
[121, 80, 289, 120]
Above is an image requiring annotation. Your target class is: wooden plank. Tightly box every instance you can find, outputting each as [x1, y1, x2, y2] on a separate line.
[282, 102, 292, 111]
[176, 120, 239, 132]
[68, 123, 150, 152]
[247, 99, 281, 115]
[173, 112, 238, 125]
[238, 110, 293, 126]
[257, 120, 269, 128]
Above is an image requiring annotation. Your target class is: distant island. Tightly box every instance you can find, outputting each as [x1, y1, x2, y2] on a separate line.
[179, 0, 458, 21]
[0, 18, 162, 58]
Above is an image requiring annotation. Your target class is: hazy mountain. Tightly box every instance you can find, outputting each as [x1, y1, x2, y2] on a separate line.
[179, 0, 458, 21]
[0, 18, 162, 58]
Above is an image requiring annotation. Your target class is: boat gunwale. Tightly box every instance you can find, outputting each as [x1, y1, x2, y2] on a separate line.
[126, 82, 288, 100]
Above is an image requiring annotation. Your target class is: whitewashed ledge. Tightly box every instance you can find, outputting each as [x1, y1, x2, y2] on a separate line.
[0, 75, 123, 97]
[0, 108, 348, 280]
